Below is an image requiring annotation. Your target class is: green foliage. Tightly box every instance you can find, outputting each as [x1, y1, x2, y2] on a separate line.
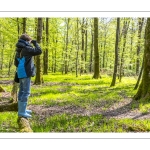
[0, 17, 145, 76]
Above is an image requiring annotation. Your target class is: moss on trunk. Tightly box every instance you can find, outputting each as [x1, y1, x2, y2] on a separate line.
[134, 18, 150, 100]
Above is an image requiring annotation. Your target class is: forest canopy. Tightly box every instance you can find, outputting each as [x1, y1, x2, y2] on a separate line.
[0, 17, 145, 79]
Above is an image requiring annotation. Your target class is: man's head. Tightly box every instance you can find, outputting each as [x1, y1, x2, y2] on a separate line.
[20, 33, 32, 42]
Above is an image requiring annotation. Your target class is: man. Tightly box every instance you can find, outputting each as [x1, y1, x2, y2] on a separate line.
[14, 33, 42, 118]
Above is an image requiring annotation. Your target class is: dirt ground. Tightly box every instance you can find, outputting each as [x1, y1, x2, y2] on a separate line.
[28, 98, 150, 121]
[1, 90, 150, 121]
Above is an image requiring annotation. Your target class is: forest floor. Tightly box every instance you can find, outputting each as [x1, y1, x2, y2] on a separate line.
[28, 98, 150, 122]
[1, 76, 150, 129]
[1, 90, 150, 123]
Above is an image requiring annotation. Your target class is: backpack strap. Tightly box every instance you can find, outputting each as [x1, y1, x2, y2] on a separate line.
[20, 50, 22, 58]
[19, 48, 23, 58]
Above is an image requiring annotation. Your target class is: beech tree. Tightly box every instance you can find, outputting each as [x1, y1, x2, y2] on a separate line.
[110, 18, 120, 87]
[93, 17, 100, 79]
[34, 18, 43, 84]
[134, 18, 150, 100]
[136, 18, 144, 75]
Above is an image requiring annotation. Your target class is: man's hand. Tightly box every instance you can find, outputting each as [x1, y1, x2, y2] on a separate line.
[31, 40, 37, 46]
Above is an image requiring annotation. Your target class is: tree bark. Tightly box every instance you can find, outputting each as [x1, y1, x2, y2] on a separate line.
[89, 21, 94, 73]
[134, 18, 150, 100]
[22, 18, 26, 33]
[119, 19, 130, 82]
[43, 18, 49, 75]
[84, 18, 88, 73]
[81, 18, 85, 74]
[110, 18, 120, 87]
[34, 18, 43, 85]
[75, 18, 79, 77]
[134, 57, 144, 90]
[0, 102, 17, 112]
[64, 18, 70, 74]
[136, 18, 144, 75]
[93, 18, 100, 79]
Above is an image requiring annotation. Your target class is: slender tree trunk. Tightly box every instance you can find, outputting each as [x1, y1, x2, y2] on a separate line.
[17, 18, 20, 39]
[134, 18, 150, 100]
[54, 39, 57, 73]
[129, 19, 134, 70]
[64, 18, 70, 74]
[81, 18, 85, 74]
[93, 18, 100, 79]
[61, 33, 66, 74]
[0, 40, 4, 70]
[89, 22, 94, 73]
[102, 33, 107, 68]
[76, 18, 79, 77]
[119, 19, 130, 82]
[34, 18, 43, 85]
[43, 18, 49, 75]
[134, 57, 144, 90]
[52, 38, 54, 72]
[110, 18, 120, 87]
[136, 18, 144, 75]
[84, 18, 88, 73]
[23, 18, 26, 33]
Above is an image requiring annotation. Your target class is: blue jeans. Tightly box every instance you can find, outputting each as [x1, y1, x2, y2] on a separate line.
[18, 77, 31, 102]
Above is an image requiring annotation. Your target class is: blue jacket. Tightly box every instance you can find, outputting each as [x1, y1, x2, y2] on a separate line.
[14, 39, 42, 78]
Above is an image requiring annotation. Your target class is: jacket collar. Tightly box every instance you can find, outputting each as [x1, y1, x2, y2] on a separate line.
[18, 39, 30, 46]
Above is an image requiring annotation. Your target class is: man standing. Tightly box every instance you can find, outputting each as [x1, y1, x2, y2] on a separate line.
[14, 33, 42, 118]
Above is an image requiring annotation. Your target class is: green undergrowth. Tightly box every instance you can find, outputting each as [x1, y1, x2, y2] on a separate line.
[1, 73, 150, 132]
[31, 113, 150, 132]
[0, 112, 19, 132]
[29, 74, 137, 109]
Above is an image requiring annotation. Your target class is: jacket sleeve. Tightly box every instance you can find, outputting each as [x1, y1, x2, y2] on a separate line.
[24, 43, 42, 56]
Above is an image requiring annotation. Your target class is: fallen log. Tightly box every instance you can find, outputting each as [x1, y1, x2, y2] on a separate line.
[0, 101, 18, 112]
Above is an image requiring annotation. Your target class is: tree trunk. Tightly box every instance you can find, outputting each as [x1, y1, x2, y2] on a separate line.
[34, 18, 43, 85]
[17, 18, 20, 39]
[93, 18, 100, 79]
[89, 23, 94, 73]
[134, 18, 150, 100]
[136, 18, 144, 75]
[110, 18, 120, 87]
[22, 18, 26, 33]
[0, 39, 4, 70]
[76, 18, 79, 77]
[80, 18, 85, 74]
[64, 18, 70, 74]
[102, 33, 107, 68]
[119, 19, 130, 82]
[84, 18, 88, 73]
[43, 18, 49, 75]
[134, 57, 144, 90]
[129, 19, 134, 70]
[54, 39, 57, 73]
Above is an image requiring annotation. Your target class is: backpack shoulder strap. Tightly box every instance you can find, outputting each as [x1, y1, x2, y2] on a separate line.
[19, 48, 23, 58]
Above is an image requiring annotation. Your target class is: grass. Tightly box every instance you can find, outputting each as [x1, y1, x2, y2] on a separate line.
[31, 113, 150, 132]
[0, 73, 150, 132]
